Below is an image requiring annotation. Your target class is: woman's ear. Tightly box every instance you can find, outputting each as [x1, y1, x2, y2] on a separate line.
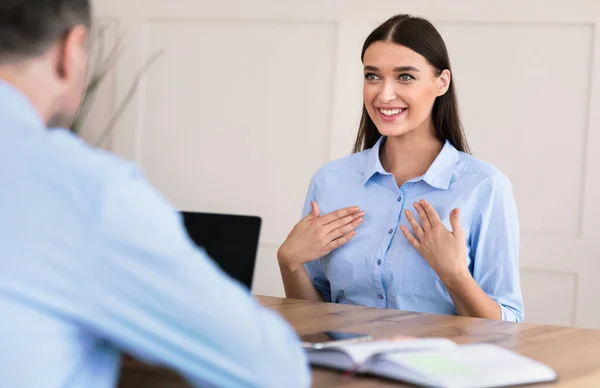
[437, 69, 451, 96]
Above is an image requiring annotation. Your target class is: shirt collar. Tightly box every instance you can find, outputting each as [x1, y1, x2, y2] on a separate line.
[0, 79, 46, 131]
[362, 136, 388, 185]
[362, 136, 460, 190]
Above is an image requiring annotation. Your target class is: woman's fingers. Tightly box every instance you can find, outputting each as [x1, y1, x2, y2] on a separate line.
[414, 202, 432, 231]
[327, 214, 364, 240]
[324, 211, 364, 234]
[419, 200, 442, 226]
[326, 230, 357, 250]
[404, 209, 425, 240]
[319, 206, 360, 226]
[400, 225, 421, 250]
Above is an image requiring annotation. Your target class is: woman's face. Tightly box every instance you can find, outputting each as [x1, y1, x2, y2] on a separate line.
[362, 41, 450, 138]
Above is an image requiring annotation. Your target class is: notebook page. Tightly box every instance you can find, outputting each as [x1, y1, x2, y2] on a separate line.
[333, 337, 457, 365]
[379, 343, 557, 388]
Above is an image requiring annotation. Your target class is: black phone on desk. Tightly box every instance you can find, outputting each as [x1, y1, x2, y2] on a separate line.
[300, 330, 372, 349]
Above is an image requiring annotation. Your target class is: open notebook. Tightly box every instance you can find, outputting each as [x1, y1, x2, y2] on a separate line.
[306, 337, 558, 387]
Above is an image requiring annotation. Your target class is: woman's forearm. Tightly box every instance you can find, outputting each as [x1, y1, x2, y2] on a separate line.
[444, 273, 502, 320]
[277, 253, 323, 302]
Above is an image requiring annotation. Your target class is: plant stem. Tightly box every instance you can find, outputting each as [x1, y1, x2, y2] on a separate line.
[93, 49, 165, 147]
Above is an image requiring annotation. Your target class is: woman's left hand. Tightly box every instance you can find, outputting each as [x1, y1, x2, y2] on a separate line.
[400, 199, 469, 286]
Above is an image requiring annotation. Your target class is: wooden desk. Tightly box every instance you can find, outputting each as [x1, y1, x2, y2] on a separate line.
[118, 296, 600, 387]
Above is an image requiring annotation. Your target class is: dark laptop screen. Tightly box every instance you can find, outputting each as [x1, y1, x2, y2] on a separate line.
[180, 211, 261, 290]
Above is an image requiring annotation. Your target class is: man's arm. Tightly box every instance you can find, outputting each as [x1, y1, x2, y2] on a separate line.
[77, 165, 311, 388]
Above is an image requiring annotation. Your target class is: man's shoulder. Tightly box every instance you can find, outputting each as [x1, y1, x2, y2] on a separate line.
[45, 129, 141, 190]
[31, 129, 150, 222]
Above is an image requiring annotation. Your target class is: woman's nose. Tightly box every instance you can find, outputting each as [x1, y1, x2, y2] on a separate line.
[378, 80, 397, 102]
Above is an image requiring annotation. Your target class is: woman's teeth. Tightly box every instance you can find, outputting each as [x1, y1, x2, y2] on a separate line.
[380, 108, 404, 116]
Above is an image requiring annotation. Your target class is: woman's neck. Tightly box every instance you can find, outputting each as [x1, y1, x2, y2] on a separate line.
[379, 125, 443, 188]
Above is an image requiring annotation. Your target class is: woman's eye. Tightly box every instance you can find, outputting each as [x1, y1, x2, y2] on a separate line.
[364, 73, 380, 81]
[399, 74, 414, 82]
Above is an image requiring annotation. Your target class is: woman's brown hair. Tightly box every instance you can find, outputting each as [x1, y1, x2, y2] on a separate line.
[352, 14, 470, 154]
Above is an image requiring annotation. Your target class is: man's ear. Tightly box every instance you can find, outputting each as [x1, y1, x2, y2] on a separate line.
[54, 25, 88, 82]
[437, 69, 451, 96]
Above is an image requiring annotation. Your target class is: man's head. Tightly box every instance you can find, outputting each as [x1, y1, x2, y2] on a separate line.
[0, 0, 92, 128]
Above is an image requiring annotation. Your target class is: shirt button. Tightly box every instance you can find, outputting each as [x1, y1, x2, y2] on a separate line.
[388, 228, 393, 234]
[397, 196, 402, 202]
[378, 294, 384, 300]
[377, 259, 382, 265]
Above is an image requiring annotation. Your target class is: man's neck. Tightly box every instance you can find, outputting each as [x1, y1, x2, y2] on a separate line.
[0, 64, 52, 127]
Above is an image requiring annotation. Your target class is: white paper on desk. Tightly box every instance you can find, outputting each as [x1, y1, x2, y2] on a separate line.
[375, 343, 558, 388]
[306, 337, 457, 369]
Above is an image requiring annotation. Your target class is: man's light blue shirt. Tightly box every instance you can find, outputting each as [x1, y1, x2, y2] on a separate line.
[304, 136, 524, 322]
[0, 81, 310, 388]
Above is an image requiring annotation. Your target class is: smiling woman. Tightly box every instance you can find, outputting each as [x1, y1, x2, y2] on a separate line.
[354, 15, 468, 155]
[277, 14, 524, 323]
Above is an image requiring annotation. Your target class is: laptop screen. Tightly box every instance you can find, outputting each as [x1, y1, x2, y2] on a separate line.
[180, 211, 261, 290]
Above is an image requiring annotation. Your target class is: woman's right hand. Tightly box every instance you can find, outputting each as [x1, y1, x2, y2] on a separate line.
[277, 201, 364, 270]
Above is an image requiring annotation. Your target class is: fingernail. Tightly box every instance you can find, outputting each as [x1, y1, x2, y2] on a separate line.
[352, 206, 360, 211]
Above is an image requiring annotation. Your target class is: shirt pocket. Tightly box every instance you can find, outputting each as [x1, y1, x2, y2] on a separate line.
[399, 244, 447, 299]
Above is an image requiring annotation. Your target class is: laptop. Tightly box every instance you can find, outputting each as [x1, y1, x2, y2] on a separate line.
[180, 211, 261, 290]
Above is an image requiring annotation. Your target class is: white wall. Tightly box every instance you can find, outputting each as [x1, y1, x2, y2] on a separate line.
[88, 0, 600, 329]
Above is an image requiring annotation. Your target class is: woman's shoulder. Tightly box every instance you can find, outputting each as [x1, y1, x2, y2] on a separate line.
[311, 149, 372, 181]
[455, 151, 514, 191]
[456, 151, 509, 179]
